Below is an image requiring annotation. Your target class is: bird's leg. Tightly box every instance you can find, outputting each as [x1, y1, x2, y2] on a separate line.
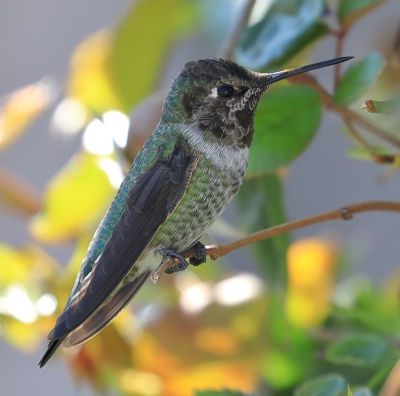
[160, 249, 189, 274]
[188, 241, 207, 266]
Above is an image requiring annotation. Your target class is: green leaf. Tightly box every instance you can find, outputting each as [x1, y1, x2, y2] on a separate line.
[338, 0, 386, 30]
[236, 173, 289, 285]
[347, 145, 395, 162]
[362, 96, 400, 115]
[326, 334, 391, 366]
[295, 374, 347, 396]
[261, 346, 309, 389]
[348, 385, 353, 396]
[196, 391, 248, 396]
[235, 0, 328, 71]
[109, 0, 194, 111]
[334, 53, 385, 106]
[249, 84, 322, 174]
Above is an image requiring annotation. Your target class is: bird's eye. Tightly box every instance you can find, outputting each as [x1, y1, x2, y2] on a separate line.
[217, 85, 234, 98]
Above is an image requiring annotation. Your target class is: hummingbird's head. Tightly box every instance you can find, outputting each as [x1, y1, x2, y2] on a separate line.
[163, 58, 269, 148]
[162, 57, 352, 149]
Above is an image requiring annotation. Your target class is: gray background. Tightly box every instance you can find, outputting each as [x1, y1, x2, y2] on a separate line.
[0, 0, 399, 394]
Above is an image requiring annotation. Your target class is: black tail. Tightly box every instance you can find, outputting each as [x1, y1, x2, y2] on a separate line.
[37, 338, 64, 369]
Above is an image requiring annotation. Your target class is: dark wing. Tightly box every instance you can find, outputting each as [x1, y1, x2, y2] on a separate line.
[63, 269, 151, 347]
[49, 145, 198, 341]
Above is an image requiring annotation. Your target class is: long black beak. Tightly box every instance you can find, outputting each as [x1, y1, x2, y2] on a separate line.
[266, 56, 353, 85]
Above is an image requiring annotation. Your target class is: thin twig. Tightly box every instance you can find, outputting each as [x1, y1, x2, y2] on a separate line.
[343, 117, 369, 147]
[151, 200, 400, 282]
[343, 119, 398, 164]
[334, 30, 346, 90]
[218, 0, 256, 59]
[206, 201, 400, 259]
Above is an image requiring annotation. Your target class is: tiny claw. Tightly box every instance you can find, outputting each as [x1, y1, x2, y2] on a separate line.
[159, 248, 189, 274]
[189, 241, 207, 266]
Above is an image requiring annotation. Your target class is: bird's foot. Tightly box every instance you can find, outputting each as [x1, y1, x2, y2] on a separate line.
[160, 249, 189, 274]
[189, 241, 207, 266]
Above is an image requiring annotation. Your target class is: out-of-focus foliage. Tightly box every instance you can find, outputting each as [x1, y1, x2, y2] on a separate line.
[66, 0, 195, 116]
[1, 0, 400, 395]
[236, 174, 289, 284]
[66, 31, 125, 114]
[334, 52, 385, 106]
[286, 238, 337, 328]
[0, 80, 57, 152]
[294, 374, 347, 396]
[326, 334, 391, 367]
[196, 391, 249, 396]
[235, 0, 328, 70]
[30, 151, 119, 243]
[109, 0, 195, 111]
[362, 95, 400, 115]
[0, 243, 59, 350]
[0, 166, 42, 216]
[250, 84, 322, 173]
[338, 0, 386, 31]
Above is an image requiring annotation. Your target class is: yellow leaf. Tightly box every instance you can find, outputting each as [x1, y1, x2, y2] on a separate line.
[0, 244, 33, 285]
[165, 361, 257, 396]
[286, 238, 337, 327]
[287, 238, 336, 288]
[30, 151, 118, 243]
[195, 327, 239, 356]
[0, 243, 58, 286]
[66, 30, 125, 113]
[0, 80, 56, 151]
[109, 0, 195, 111]
[120, 369, 163, 396]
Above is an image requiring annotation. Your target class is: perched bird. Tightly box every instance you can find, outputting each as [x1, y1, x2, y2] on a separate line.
[38, 56, 352, 368]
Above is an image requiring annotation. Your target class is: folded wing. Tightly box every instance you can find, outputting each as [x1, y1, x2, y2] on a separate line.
[49, 144, 198, 341]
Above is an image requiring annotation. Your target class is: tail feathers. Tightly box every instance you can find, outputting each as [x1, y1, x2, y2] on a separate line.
[64, 269, 151, 347]
[38, 270, 151, 367]
[38, 338, 65, 369]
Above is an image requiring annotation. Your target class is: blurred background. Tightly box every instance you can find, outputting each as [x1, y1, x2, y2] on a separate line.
[0, 0, 400, 395]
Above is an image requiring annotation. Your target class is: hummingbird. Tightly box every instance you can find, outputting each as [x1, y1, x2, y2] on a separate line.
[38, 56, 352, 368]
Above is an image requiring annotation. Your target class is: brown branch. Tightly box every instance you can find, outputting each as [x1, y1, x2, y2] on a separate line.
[379, 359, 400, 396]
[151, 200, 400, 282]
[218, 0, 256, 60]
[0, 165, 42, 217]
